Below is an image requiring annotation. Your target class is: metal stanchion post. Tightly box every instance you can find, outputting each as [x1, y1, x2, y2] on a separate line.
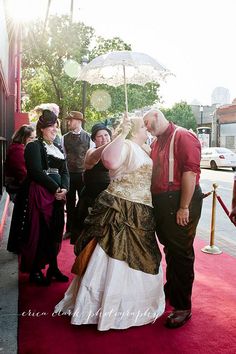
[201, 183, 222, 254]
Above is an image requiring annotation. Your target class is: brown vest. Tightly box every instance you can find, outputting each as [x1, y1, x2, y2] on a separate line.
[63, 130, 90, 173]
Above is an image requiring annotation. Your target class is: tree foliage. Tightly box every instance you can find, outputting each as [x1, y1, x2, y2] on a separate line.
[162, 101, 197, 130]
[22, 15, 94, 120]
[22, 15, 161, 128]
[90, 36, 132, 58]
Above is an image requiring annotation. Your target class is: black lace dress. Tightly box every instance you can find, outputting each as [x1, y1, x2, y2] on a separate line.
[71, 160, 110, 244]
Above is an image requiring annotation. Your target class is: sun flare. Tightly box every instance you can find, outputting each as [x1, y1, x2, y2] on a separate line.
[6, 0, 46, 23]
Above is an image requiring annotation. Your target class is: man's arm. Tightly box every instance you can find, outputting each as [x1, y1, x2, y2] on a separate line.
[176, 171, 196, 226]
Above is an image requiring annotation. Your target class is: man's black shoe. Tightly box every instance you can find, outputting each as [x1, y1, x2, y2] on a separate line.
[165, 309, 192, 329]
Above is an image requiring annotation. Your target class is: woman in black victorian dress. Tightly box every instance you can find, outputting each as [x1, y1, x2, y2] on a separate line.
[8, 110, 69, 285]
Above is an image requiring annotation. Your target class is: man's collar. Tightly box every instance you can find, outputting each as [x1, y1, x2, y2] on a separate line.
[71, 128, 82, 134]
[157, 122, 175, 141]
[163, 122, 175, 137]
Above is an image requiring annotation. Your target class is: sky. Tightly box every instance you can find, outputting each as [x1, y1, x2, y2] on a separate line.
[9, 0, 236, 108]
[76, 0, 236, 107]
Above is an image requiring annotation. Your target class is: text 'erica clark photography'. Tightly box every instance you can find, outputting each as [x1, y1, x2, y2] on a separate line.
[20, 308, 160, 323]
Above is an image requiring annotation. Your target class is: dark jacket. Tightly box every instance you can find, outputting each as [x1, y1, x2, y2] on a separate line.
[24, 139, 69, 193]
[5, 143, 27, 183]
[7, 139, 69, 255]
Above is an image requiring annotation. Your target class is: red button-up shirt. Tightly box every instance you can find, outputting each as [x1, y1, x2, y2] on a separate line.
[150, 123, 201, 194]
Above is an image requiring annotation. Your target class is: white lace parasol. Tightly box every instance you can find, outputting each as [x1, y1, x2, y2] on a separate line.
[77, 51, 172, 113]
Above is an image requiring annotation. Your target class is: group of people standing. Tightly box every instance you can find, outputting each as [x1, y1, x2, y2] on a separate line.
[6, 105, 205, 331]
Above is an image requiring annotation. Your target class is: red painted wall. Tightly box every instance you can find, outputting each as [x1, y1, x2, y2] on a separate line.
[14, 112, 29, 131]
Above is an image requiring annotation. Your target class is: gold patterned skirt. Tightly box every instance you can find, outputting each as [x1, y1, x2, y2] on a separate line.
[73, 191, 162, 275]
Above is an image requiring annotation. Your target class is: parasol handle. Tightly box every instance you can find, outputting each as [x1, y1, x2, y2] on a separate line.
[123, 63, 128, 115]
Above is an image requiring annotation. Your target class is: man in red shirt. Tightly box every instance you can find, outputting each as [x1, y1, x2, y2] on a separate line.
[143, 109, 203, 329]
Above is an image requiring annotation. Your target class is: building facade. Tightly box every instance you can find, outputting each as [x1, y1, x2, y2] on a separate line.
[216, 101, 236, 152]
[191, 102, 236, 151]
[0, 0, 17, 195]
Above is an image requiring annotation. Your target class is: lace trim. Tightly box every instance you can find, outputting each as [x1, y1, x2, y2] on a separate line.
[42, 140, 65, 160]
[107, 164, 153, 206]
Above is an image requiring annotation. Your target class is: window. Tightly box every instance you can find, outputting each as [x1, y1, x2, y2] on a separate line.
[225, 136, 235, 150]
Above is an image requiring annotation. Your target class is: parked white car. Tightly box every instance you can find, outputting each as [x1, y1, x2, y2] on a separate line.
[200, 147, 236, 171]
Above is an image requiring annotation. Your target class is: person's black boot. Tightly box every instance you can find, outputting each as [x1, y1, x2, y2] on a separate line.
[46, 268, 69, 282]
[29, 270, 50, 286]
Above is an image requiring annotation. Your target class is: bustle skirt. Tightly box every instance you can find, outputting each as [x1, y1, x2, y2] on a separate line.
[54, 191, 165, 330]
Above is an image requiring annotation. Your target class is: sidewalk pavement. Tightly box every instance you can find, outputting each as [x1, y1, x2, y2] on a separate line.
[0, 196, 17, 354]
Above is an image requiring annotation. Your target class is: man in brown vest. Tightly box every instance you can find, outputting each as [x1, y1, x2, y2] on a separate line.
[62, 111, 91, 241]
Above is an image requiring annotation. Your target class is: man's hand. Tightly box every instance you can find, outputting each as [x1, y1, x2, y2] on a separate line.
[176, 207, 189, 226]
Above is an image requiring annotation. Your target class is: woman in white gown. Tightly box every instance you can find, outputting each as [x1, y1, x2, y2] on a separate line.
[54, 117, 165, 331]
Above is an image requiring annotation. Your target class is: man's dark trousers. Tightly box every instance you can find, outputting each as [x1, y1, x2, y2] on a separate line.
[152, 186, 203, 310]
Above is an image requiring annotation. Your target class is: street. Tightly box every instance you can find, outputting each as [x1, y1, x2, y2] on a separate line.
[198, 168, 236, 256]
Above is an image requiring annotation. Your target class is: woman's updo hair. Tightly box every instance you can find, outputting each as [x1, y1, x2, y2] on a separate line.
[126, 117, 143, 140]
[36, 109, 58, 138]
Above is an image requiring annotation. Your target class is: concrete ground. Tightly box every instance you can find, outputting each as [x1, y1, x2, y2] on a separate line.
[0, 199, 17, 354]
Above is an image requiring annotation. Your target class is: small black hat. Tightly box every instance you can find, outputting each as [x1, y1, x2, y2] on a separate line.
[37, 109, 58, 128]
[91, 123, 112, 141]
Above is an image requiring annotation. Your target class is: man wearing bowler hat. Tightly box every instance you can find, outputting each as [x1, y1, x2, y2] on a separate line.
[62, 111, 92, 240]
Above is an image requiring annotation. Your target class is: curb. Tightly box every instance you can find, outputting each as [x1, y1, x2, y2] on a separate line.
[0, 199, 18, 354]
[0, 189, 10, 240]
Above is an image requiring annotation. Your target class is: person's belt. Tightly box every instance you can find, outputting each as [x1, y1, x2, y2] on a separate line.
[44, 168, 59, 174]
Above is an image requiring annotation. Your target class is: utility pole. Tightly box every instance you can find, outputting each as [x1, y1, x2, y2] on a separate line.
[43, 0, 51, 35]
[70, 0, 74, 23]
[81, 56, 89, 127]
[200, 105, 203, 126]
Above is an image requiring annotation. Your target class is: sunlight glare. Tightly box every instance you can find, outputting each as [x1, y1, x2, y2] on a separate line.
[64, 60, 81, 78]
[91, 90, 112, 112]
[7, 0, 46, 23]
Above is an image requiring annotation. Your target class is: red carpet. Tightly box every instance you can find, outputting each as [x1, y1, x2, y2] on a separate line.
[18, 238, 236, 354]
